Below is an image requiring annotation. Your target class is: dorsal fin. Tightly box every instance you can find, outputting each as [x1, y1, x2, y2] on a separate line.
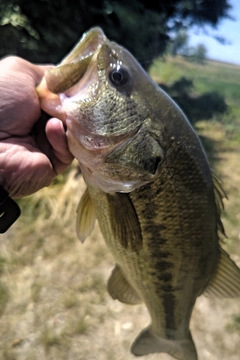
[205, 174, 240, 297]
[212, 172, 227, 238]
[76, 188, 96, 242]
[204, 247, 240, 297]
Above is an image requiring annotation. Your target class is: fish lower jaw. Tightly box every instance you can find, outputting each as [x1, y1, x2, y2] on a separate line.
[80, 164, 150, 193]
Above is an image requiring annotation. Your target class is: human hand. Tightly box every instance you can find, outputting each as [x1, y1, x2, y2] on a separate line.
[0, 56, 73, 198]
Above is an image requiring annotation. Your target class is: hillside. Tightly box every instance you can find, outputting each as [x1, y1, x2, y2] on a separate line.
[0, 57, 240, 360]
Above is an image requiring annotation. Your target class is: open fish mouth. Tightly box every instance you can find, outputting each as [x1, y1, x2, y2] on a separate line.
[37, 27, 107, 121]
[44, 27, 106, 95]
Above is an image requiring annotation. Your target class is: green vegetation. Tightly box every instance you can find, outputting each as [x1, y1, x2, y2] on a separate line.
[0, 0, 231, 67]
[150, 56, 240, 111]
[170, 30, 208, 64]
[227, 314, 240, 333]
[40, 327, 62, 351]
[150, 56, 240, 141]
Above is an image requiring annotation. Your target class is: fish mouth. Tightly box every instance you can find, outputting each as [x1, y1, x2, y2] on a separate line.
[45, 27, 106, 94]
[37, 27, 106, 120]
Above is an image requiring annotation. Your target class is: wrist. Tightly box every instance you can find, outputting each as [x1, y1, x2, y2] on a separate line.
[0, 185, 21, 232]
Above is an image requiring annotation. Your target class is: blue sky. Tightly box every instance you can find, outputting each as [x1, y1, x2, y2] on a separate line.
[188, 0, 240, 65]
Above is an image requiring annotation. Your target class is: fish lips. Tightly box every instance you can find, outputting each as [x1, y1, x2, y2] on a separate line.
[46, 27, 106, 95]
[37, 27, 106, 120]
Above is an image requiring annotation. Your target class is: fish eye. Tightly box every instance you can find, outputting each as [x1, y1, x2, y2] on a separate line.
[109, 66, 131, 87]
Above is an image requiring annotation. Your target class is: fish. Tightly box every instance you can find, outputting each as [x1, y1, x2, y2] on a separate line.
[37, 27, 240, 360]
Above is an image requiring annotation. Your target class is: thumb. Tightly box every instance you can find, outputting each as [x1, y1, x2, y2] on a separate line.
[45, 118, 74, 174]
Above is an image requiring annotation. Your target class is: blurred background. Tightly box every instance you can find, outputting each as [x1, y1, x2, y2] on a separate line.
[0, 1, 240, 359]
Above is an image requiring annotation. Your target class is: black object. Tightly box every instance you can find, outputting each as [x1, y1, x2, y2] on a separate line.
[0, 186, 21, 233]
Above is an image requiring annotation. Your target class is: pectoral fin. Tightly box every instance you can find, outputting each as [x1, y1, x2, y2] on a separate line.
[106, 193, 142, 253]
[131, 326, 197, 360]
[76, 188, 96, 242]
[204, 247, 240, 297]
[107, 265, 142, 305]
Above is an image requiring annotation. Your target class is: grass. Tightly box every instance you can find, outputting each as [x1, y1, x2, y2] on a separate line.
[150, 56, 240, 101]
[40, 327, 62, 351]
[31, 282, 43, 303]
[0, 256, 7, 275]
[0, 282, 10, 315]
[0, 56, 240, 360]
[2, 351, 16, 360]
[63, 289, 79, 309]
[227, 314, 240, 333]
[63, 314, 89, 336]
[150, 56, 240, 124]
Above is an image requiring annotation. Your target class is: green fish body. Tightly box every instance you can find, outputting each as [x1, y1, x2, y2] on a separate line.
[37, 28, 240, 360]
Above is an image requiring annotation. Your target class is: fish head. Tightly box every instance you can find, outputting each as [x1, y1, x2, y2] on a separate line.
[37, 27, 165, 193]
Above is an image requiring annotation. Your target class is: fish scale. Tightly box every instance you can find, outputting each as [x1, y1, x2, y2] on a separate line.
[128, 175, 214, 333]
[37, 27, 240, 360]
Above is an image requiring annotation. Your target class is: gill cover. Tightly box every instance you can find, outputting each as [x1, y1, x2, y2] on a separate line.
[105, 125, 164, 178]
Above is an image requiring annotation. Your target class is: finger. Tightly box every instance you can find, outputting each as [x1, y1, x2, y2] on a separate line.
[0, 56, 52, 85]
[0, 57, 54, 135]
[30, 64, 54, 86]
[46, 118, 73, 173]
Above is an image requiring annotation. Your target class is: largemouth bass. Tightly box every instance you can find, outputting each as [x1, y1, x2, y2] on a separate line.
[37, 28, 240, 360]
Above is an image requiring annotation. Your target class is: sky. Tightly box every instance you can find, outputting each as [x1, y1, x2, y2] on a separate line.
[188, 0, 240, 65]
